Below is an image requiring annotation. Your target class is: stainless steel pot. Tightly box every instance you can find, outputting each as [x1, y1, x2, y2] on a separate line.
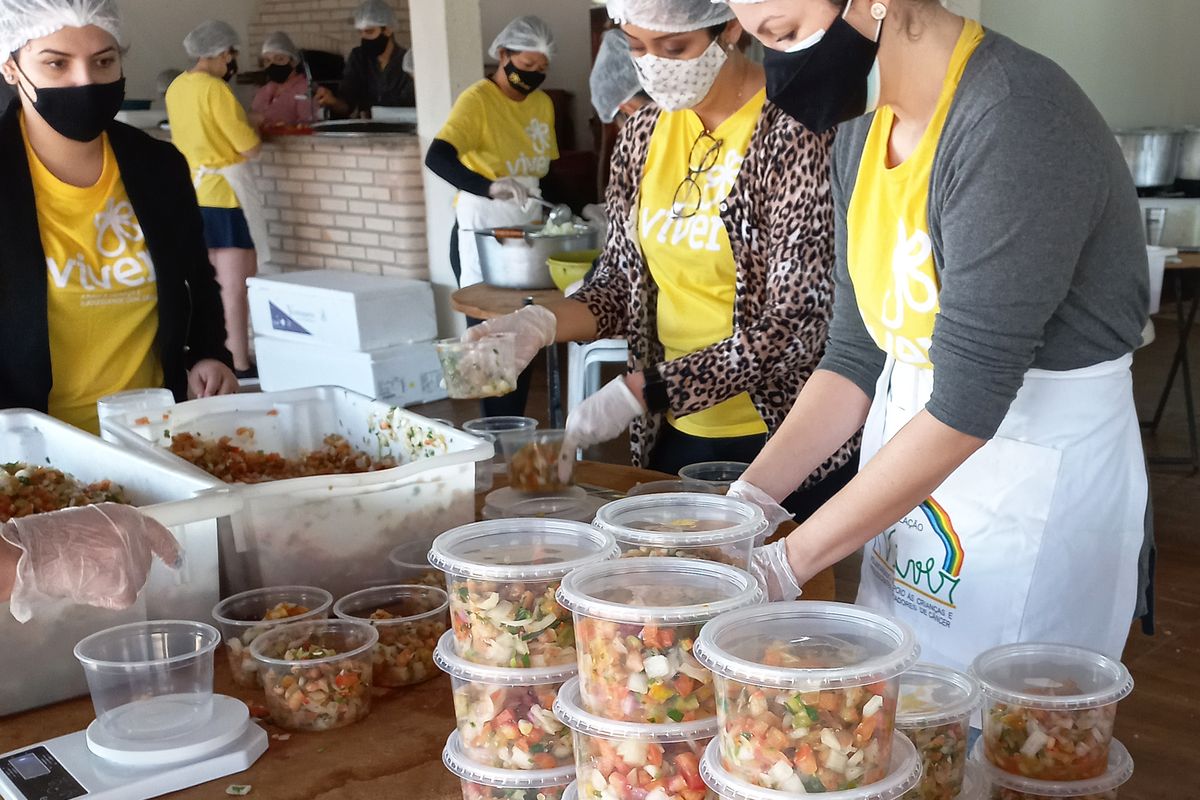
[475, 224, 602, 290]
[1179, 127, 1200, 182]
[1114, 128, 1184, 188]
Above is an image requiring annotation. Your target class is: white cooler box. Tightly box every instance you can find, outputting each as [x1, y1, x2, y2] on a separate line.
[248, 270, 437, 351]
[0, 410, 235, 714]
[106, 387, 492, 599]
[256, 336, 447, 406]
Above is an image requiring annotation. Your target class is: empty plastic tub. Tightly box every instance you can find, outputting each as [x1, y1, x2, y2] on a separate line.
[971, 644, 1133, 782]
[700, 734, 921, 800]
[443, 730, 578, 800]
[250, 619, 378, 731]
[677, 462, 749, 490]
[437, 334, 521, 399]
[389, 538, 444, 587]
[557, 557, 762, 724]
[74, 620, 221, 743]
[435, 630, 576, 769]
[693, 601, 919, 792]
[429, 519, 619, 668]
[554, 676, 719, 800]
[504, 429, 576, 494]
[593, 493, 768, 570]
[895, 663, 981, 800]
[212, 585, 333, 688]
[971, 738, 1133, 800]
[335, 585, 449, 687]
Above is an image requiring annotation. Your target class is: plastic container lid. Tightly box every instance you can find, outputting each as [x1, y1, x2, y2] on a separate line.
[563, 782, 578, 800]
[434, 630, 576, 686]
[334, 585, 449, 626]
[593, 493, 768, 548]
[701, 733, 921, 800]
[971, 738, 1133, 796]
[626, 480, 722, 497]
[428, 519, 618, 581]
[556, 557, 762, 625]
[970, 642, 1133, 711]
[895, 662, 981, 729]
[958, 763, 985, 800]
[553, 676, 719, 742]
[693, 601, 919, 689]
[678, 461, 749, 485]
[249, 619, 378, 667]
[443, 731, 578, 788]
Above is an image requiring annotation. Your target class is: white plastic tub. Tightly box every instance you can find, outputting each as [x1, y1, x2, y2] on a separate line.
[104, 386, 493, 597]
[0, 409, 233, 714]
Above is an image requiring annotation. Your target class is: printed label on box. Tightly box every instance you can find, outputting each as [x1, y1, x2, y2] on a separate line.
[270, 301, 311, 335]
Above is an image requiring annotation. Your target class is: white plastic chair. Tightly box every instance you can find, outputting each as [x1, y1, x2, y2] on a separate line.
[567, 339, 629, 416]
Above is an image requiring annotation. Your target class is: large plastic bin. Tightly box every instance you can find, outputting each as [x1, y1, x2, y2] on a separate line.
[105, 386, 493, 598]
[0, 409, 231, 714]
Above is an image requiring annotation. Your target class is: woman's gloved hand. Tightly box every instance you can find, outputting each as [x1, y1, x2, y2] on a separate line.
[727, 479, 794, 545]
[560, 377, 646, 482]
[463, 305, 558, 371]
[488, 177, 533, 209]
[2, 504, 182, 623]
[751, 540, 804, 602]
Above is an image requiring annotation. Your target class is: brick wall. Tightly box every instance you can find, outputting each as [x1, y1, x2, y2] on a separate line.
[248, 0, 413, 58]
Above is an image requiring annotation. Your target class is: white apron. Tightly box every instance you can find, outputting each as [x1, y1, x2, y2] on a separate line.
[455, 176, 540, 289]
[855, 355, 1146, 670]
[194, 161, 272, 268]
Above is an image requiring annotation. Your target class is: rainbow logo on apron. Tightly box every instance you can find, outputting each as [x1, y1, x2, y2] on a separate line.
[917, 497, 965, 578]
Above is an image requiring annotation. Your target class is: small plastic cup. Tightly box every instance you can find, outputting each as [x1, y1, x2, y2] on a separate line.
[554, 676, 719, 800]
[443, 730, 578, 800]
[677, 462, 749, 491]
[437, 334, 520, 399]
[435, 630, 576, 769]
[895, 663, 981, 800]
[250, 618, 378, 731]
[692, 601, 920, 792]
[74, 620, 221, 742]
[700, 733, 921, 800]
[971, 738, 1133, 800]
[96, 388, 175, 443]
[557, 557, 762, 724]
[970, 644, 1133, 782]
[593, 493, 769, 570]
[503, 429, 576, 494]
[464, 416, 538, 492]
[627, 480, 722, 497]
[334, 585, 449, 688]
[212, 586, 334, 688]
[428, 519, 619, 668]
[389, 539, 445, 587]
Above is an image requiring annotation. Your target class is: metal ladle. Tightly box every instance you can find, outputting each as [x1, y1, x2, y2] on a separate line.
[534, 199, 574, 227]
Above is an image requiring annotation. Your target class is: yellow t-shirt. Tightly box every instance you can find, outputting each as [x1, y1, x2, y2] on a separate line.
[165, 71, 260, 208]
[22, 115, 163, 434]
[436, 80, 559, 182]
[639, 90, 768, 439]
[846, 20, 984, 369]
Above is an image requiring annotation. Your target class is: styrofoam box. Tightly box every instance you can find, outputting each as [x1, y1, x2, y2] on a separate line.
[106, 387, 493, 599]
[256, 336, 447, 406]
[247, 270, 438, 351]
[0, 410, 230, 714]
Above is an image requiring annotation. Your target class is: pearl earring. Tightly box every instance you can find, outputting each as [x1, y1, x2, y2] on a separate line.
[870, 2, 888, 20]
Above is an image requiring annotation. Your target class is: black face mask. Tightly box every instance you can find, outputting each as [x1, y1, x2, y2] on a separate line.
[15, 63, 125, 143]
[265, 63, 294, 84]
[763, 11, 881, 133]
[503, 61, 546, 96]
[361, 34, 390, 59]
[224, 58, 239, 82]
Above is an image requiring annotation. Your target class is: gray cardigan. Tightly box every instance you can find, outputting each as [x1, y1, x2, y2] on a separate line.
[819, 31, 1148, 439]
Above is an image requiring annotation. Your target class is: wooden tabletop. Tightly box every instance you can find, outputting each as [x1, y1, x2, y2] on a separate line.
[451, 283, 563, 320]
[0, 462, 834, 800]
[1166, 251, 1200, 270]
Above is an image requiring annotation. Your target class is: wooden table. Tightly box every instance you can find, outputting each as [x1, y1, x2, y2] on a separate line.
[0, 462, 834, 800]
[1144, 251, 1200, 470]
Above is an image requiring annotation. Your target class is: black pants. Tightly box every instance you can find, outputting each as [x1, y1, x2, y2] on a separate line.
[452, 222, 535, 417]
[647, 424, 860, 524]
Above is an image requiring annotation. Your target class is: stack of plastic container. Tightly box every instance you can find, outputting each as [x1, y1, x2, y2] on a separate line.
[969, 644, 1135, 800]
[430, 520, 621, 800]
[895, 663, 981, 800]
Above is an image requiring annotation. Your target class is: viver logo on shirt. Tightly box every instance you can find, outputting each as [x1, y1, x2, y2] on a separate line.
[46, 197, 157, 303]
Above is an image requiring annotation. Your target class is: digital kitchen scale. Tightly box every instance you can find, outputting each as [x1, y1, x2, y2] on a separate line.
[0, 696, 267, 800]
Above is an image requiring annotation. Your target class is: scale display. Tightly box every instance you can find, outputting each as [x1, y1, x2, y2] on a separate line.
[0, 746, 87, 799]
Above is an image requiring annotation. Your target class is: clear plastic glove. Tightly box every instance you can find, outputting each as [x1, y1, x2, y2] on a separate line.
[489, 177, 533, 208]
[463, 305, 557, 370]
[2, 503, 182, 623]
[728, 479, 794, 546]
[751, 540, 803, 602]
[564, 377, 645, 452]
[581, 203, 608, 225]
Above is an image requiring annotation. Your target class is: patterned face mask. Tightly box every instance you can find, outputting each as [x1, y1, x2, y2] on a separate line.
[633, 37, 728, 112]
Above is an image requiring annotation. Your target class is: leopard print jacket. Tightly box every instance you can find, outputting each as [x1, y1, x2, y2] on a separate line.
[572, 102, 859, 486]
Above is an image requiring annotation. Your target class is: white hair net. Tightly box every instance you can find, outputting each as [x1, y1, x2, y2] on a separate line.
[402, 48, 413, 76]
[590, 29, 643, 124]
[606, 0, 735, 33]
[0, 0, 124, 58]
[261, 30, 299, 60]
[183, 19, 239, 59]
[488, 15, 556, 61]
[354, 0, 397, 30]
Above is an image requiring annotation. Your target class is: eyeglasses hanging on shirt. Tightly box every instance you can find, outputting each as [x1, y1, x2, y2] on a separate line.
[671, 130, 724, 220]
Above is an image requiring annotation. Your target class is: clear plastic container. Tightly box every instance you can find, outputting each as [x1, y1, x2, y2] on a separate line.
[435, 631, 576, 769]
[250, 618, 378, 731]
[464, 416, 538, 492]
[971, 738, 1133, 800]
[437, 334, 521, 399]
[554, 676, 719, 800]
[593, 493, 768, 570]
[895, 663, 981, 800]
[389, 538, 444, 587]
[429, 519, 619, 668]
[443, 730, 578, 800]
[692, 601, 920, 793]
[676, 463, 749, 491]
[627, 480, 722, 497]
[564, 782, 578, 800]
[485, 492, 606, 523]
[700, 733, 921, 800]
[212, 586, 334, 688]
[96, 388, 175, 443]
[504, 429, 576, 494]
[334, 585, 449, 688]
[557, 557, 762, 724]
[74, 620, 221, 743]
[970, 644, 1133, 782]
[955, 764, 985, 800]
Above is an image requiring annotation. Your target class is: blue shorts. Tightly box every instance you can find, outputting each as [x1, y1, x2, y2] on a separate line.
[200, 206, 255, 250]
